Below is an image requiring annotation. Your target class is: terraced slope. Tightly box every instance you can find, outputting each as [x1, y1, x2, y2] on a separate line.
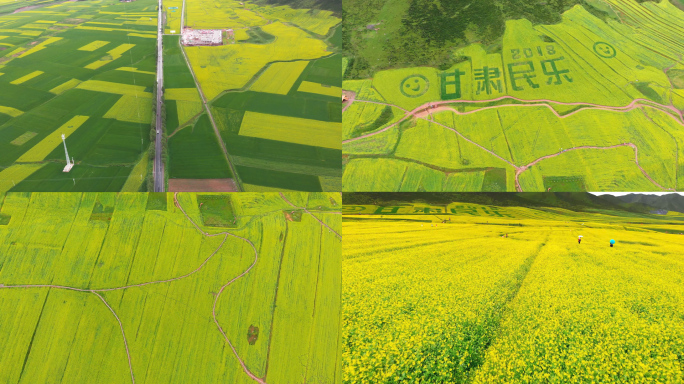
[343, 0, 684, 192]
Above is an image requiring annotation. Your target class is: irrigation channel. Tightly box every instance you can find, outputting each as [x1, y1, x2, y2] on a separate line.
[0, 193, 341, 383]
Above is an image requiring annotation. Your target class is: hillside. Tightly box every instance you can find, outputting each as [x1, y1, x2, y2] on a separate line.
[343, 0, 623, 79]
[253, 0, 341, 14]
[606, 193, 684, 213]
[343, 192, 653, 215]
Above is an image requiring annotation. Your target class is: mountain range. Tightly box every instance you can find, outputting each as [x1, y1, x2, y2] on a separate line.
[343, 192, 684, 215]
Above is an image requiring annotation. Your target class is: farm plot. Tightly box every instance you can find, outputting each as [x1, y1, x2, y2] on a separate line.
[343, 200, 684, 383]
[0, 192, 342, 384]
[0, 0, 157, 192]
[240, 111, 341, 150]
[342, 0, 684, 192]
[185, 21, 331, 101]
[250, 61, 310, 95]
[168, 114, 233, 180]
[170, 0, 341, 191]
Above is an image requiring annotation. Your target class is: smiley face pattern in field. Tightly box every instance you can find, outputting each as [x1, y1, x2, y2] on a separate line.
[400, 75, 430, 97]
[593, 42, 617, 59]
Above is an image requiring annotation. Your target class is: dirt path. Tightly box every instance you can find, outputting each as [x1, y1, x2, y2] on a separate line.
[278, 192, 342, 240]
[344, 95, 681, 191]
[345, 95, 684, 144]
[172, 193, 267, 384]
[0, 193, 341, 383]
[0, 193, 263, 383]
[93, 292, 135, 384]
[513, 143, 674, 192]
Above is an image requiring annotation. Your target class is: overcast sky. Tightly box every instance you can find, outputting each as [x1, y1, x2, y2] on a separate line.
[590, 192, 684, 196]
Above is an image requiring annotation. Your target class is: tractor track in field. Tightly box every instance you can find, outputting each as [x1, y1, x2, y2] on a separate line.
[344, 96, 683, 191]
[0, 193, 340, 384]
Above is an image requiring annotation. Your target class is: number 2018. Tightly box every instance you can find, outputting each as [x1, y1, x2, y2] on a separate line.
[511, 45, 556, 59]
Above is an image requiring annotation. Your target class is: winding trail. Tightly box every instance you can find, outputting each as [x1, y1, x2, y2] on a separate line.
[92, 292, 135, 384]
[513, 143, 673, 192]
[344, 95, 684, 144]
[172, 193, 266, 384]
[0, 192, 339, 383]
[344, 94, 684, 191]
[278, 192, 342, 240]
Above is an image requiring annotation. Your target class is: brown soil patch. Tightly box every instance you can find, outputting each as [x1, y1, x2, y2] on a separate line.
[283, 210, 303, 222]
[168, 178, 239, 192]
[247, 325, 259, 345]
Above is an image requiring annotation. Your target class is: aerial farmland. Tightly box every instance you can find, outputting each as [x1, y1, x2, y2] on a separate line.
[343, 0, 684, 192]
[0, 0, 158, 193]
[342, 192, 684, 383]
[0, 191, 342, 384]
[163, 0, 342, 192]
[0, 0, 342, 193]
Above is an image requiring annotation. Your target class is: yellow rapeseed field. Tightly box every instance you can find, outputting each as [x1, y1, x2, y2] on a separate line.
[16, 116, 90, 162]
[9, 70, 43, 85]
[120, 153, 148, 192]
[250, 61, 309, 95]
[18, 37, 62, 58]
[49, 79, 82, 95]
[77, 80, 151, 97]
[0, 164, 44, 193]
[0, 105, 23, 117]
[77, 40, 110, 51]
[297, 81, 341, 97]
[240, 111, 341, 149]
[176, 100, 203, 126]
[343, 203, 684, 383]
[103, 95, 152, 124]
[185, 22, 329, 100]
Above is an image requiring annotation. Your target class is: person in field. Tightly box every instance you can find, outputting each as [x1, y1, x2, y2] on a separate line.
[610, 239, 616, 247]
[578, 236, 582, 244]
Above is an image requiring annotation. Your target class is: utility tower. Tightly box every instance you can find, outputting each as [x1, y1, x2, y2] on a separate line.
[62, 134, 74, 172]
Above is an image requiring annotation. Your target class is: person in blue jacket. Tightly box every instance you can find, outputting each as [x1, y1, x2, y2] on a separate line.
[610, 239, 615, 247]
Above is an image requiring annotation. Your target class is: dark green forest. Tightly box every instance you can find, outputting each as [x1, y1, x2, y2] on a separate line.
[344, 0, 628, 79]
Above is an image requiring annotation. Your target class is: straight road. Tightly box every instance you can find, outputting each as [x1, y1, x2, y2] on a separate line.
[177, 0, 243, 191]
[153, 0, 165, 192]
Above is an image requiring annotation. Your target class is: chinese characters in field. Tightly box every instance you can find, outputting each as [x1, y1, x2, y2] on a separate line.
[439, 44, 574, 99]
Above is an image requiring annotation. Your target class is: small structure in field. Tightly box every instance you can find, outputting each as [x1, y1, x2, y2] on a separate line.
[181, 27, 223, 46]
[62, 134, 74, 172]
